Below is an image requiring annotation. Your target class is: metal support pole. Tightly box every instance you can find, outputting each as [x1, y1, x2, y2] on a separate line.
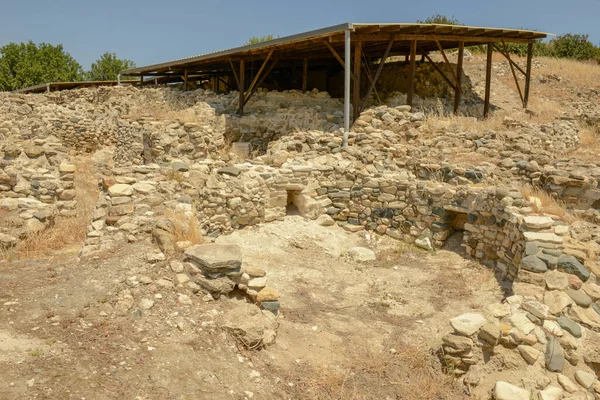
[117, 74, 121, 86]
[46, 83, 50, 93]
[524, 42, 533, 108]
[343, 29, 351, 147]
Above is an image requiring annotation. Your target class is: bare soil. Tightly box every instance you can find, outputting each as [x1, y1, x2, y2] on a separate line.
[1, 216, 502, 399]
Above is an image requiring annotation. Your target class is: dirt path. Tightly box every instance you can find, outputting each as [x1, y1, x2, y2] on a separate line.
[0, 217, 503, 399]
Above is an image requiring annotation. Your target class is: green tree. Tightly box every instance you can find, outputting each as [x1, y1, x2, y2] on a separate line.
[417, 13, 461, 25]
[548, 34, 598, 61]
[244, 35, 279, 45]
[86, 52, 136, 81]
[0, 41, 83, 91]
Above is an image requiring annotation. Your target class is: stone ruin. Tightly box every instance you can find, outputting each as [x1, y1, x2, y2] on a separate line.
[1, 75, 600, 398]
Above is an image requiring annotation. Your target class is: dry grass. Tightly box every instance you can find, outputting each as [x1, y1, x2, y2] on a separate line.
[164, 169, 186, 183]
[284, 340, 465, 400]
[6, 157, 98, 260]
[164, 208, 203, 247]
[517, 183, 576, 222]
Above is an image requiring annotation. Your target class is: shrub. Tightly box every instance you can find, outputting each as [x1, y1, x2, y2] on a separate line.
[549, 33, 598, 61]
[417, 14, 461, 25]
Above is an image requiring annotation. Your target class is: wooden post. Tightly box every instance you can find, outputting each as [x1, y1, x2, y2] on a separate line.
[454, 42, 464, 114]
[302, 58, 308, 93]
[353, 41, 362, 122]
[214, 72, 219, 92]
[484, 43, 493, 118]
[524, 42, 533, 108]
[140, 74, 144, 88]
[360, 37, 395, 114]
[183, 69, 188, 91]
[407, 40, 417, 109]
[239, 59, 245, 115]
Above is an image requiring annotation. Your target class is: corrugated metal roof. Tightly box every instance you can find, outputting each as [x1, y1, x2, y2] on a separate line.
[121, 22, 551, 76]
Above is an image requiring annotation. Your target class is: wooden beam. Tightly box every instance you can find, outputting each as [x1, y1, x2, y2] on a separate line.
[302, 58, 308, 93]
[492, 44, 527, 76]
[341, 34, 539, 44]
[407, 40, 417, 109]
[484, 43, 493, 118]
[360, 37, 395, 113]
[183, 69, 188, 91]
[243, 58, 280, 107]
[353, 41, 362, 122]
[524, 42, 533, 108]
[433, 35, 459, 89]
[244, 49, 274, 99]
[229, 58, 241, 90]
[218, 76, 234, 90]
[454, 42, 464, 114]
[500, 40, 525, 107]
[238, 59, 245, 115]
[423, 53, 457, 92]
[322, 40, 358, 81]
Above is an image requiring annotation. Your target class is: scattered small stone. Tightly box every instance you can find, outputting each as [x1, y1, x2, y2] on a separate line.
[140, 299, 154, 310]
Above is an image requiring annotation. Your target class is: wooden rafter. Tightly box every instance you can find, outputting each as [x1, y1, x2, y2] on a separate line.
[244, 49, 274, 98]
[359, 37, 395, 114]
[322, 40, 358, 81]
[492, 44, 527, 76]
[433, 35, 459, 88]
[243, 57, 280, 107]
[500, 39, 525, 107]
[228, 58, 241, 90]
[423, 53, 457, 92]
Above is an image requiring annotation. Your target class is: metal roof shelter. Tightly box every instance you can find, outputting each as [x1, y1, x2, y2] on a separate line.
[14, 80, 138, 94]
[121, 22, 549, 146]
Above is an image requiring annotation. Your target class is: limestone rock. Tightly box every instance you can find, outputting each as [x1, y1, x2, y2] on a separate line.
[185, 244, 242, 270]
[450, 313, 487, 336]
[574, 370, 596, 389]
[582, 282, 600, 301]
[545, 270, 570, 291]
[316, 214, 335, 226]
[557, 374, 579, 393]
[523, 300, 551, 320]
[538, 385, 563, 400]
[442, 334, 473, 351]
[493, 381, 530, 400]
[524, 216, 554, 229]
[517, 345, 540, 365]
[510, 312, 536, 335]
[108, 183, 134, 197]
[544, 290, 574, 315]
[257, 287, 280, 302]
[347, 247, 376, 262]
[479, 323, 501, 345]
[414, 236, 433, 251]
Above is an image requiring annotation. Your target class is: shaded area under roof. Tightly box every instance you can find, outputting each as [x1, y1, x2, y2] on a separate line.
[121, 22, 550, 77]
[13, 80, 139, 94]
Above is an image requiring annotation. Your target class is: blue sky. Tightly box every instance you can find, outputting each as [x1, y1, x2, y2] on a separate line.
[1, 0, 599, 70]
